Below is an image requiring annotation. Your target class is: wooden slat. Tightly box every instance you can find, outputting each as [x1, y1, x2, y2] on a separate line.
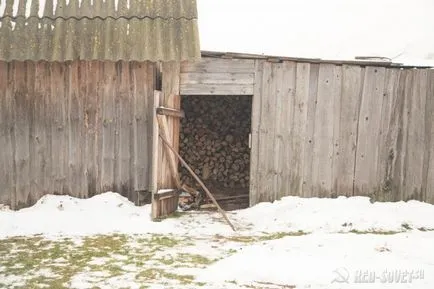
[181, 58, 255, 73]
[354, 66, 386, 197]
[301, 64, 320, 197]
[133, 62, 154, 191]
[249, 60, 263, 206]
[101, 62, 116, 192]
[290, 62, 310, 197]
[333, 65, 363, 197]
[271, 63, 284, 201]
[402, 69, 427, 201]
[426, 70, 434, 204]
[180, 83, 254, 95]
[159, 62, 181, 189]
[14, 61, 31, 208]
[0, 62, 13, 207]
[180, 72, 254, 85]
[156, 107, 185, 118]
[85, 61, 99, 196]
[67, 61, 83, 198]
[280, 61, 297, 199]
[26, 61, 38, 203]
[258, 61, 274, 203]
[157, 114, 182, 189]
[50, 63, 67, 196]
[117, 61, 133, 199]
[311, 64, 337, 198]
[376, 68, 402, 201]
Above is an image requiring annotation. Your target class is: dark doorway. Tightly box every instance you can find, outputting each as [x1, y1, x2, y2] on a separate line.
[179, 95, 252, 210]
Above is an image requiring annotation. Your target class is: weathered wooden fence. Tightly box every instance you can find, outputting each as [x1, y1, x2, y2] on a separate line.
[0, 61, 156, 209]
[250, 61, 434, 205]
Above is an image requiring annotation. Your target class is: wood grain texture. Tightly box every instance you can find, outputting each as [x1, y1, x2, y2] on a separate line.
[180, 58, 255, 73]
[180, 83, 254, 95]
[354, 67, 386, 197]
[426, 70, 434, 204]
[0, 61, 156, 208]
[280, 62, 297, 198]
[14, 61, 31, 208]
[403, 69, 428, 201]
[159, 61, 180, 190]
[333, 65, 362, 197]
[375, 68, 401, 201]
[249, 60, 263, 206]
[311, 64, 337, 198]
[180, 72, 254, 85]
[301, 64, 320, 198]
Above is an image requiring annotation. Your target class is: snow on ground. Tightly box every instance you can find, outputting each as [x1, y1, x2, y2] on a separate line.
[1, 192, 434, 288]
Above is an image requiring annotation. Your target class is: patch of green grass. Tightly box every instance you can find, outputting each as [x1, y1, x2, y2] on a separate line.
[217, 231, 308, 244]
[258, 231, 307, 241]
[0, 234, 133, 288]
[136, 268, 194, 284]
[177, 253, 214, 265]
[348, 229, 401, 235]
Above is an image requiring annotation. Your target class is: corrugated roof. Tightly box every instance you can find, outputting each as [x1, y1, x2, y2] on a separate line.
[0, 0, 200, 62]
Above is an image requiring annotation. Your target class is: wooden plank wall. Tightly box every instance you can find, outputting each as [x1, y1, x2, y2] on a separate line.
[251, 60, 434, 205]
[0, 61, 156, 209]
[180, 59, 255, 95]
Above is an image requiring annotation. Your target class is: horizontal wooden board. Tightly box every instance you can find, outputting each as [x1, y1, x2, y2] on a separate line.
[180, 83, 254, 95]
[180, 73, 254, 85]
[181, 58, 255, 73]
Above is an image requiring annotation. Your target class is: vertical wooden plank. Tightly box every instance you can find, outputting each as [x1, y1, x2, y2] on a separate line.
[101, 62, 116, 192]
[117, 61, 133, 199]
[133, 62, 155, 192]
[330, 65, 343, 197]
[50, 63, 67, 195]
[67, 61, 84, 198]
[0, 62, 14, 207]
[279, 61, 297, 198]
[402, 69, 427, 201]
[256, 61, 274, 203]
[151, 91, 160, 217]
[354, 66, 386, 197]
[84, 61, 99, 196]
[302, 64, 320, 197]
[332, 65, 361, 197]
[249, 60, 263, 206]
[32, 62, 49, 202]
[13, 62, 31, 208]
[376, 68, 402, 201]
[289, 62, 310, 197]
[311, 64, 336, 198]
[425, 70, 434, 204]
[160, 61, 180, 189]
[388, 70, 409, 202]
[26, 61, 37, 204]
[271, 63, 283, 200]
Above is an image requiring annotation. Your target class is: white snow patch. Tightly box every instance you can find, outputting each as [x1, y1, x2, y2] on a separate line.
[197, 232, 434, 288]
[1, 192, 434, 238]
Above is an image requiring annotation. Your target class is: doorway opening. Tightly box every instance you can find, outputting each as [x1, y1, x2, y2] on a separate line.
[179, 95, 252, 210]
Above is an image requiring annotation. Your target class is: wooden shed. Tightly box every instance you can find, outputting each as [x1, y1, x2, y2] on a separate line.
[177, 51, 434, 209]
[0, 0, 200, 217]
[1, 1, 434, 219]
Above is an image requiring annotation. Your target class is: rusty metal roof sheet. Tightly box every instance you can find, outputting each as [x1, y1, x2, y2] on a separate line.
[0, 0, 200, 62]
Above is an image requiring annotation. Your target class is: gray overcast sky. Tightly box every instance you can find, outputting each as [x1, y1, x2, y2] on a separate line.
[197, 0, 434, 65]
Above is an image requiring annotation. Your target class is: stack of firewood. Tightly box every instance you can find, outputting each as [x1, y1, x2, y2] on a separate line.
[179, 95, 251, 190]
